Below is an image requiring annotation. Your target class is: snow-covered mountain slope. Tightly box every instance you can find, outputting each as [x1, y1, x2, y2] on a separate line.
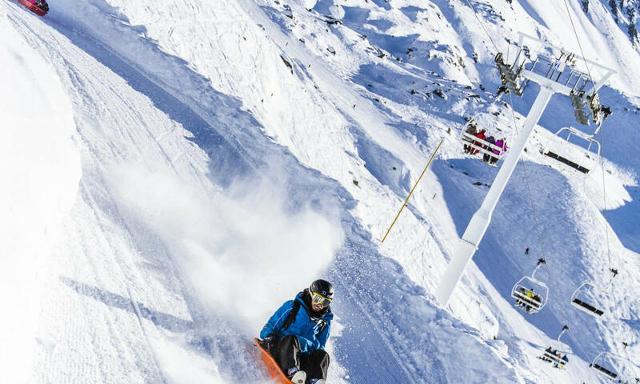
[0, 17, 80, 382]
[2, 0, 639, 382]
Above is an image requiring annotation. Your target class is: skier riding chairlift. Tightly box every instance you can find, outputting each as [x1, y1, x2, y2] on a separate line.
[511, 258, 548, 314]
[539, 348, 569, 369]
[462, 121, 479, 154]
[482, 136, 497, 164]
[538, 325, 570, 369]
[18, 0, 49, 16]
[461, 123, 508, 165]
[513, 285, 543, 313]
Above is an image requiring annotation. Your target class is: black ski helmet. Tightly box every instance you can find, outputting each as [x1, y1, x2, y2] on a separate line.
[310, 279, 334, 299]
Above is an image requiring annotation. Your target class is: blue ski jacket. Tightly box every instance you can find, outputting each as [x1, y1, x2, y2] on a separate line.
[260, 291, 333, 353]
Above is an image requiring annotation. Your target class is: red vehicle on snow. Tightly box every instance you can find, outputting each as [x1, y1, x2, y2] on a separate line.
[18, 0, 49, 16]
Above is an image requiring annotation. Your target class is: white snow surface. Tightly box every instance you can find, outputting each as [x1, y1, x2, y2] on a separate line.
[1, 0, 639, 383]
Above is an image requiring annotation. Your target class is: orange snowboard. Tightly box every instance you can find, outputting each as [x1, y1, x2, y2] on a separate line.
[254, 338, 292, 384]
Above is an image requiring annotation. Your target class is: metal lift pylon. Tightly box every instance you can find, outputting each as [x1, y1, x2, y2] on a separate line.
[436, 33, 615, 306]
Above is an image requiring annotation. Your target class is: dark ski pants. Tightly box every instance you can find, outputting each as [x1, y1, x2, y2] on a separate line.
[271, 335, 329, 382]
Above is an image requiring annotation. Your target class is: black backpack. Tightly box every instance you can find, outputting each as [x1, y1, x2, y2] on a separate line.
[261, 300, 302, 352]
[280, 299, 329, 334]
[279, 299, 301, 333]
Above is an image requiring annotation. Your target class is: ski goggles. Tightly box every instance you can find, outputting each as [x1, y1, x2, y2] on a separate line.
[310, 291, 332, 308]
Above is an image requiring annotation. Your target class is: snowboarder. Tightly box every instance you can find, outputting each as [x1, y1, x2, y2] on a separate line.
[259, 279, 334, 384]
[525, 247, 530, 256]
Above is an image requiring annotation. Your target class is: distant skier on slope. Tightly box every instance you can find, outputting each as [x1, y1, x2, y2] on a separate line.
[258, 279, 334, 384]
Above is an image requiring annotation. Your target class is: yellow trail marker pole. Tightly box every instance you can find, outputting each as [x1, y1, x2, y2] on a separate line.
[381, 138, 444, 243]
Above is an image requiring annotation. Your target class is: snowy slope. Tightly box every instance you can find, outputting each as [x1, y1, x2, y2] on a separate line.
[0, 17, 80, 382]
[2, 0, 640, 383]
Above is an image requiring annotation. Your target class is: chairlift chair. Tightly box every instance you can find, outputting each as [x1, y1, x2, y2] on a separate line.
[461, 117, 509, 166]
[511, 258, 548, 314]
[590, 352, 622, 381]
[461, 131, 507, 164]
[542, 127, 601, 174]
[538, 325, 570, 368]
[511, 276, 548, 314]
[540, 348, 569, 368]
[571, 282, 605, 317]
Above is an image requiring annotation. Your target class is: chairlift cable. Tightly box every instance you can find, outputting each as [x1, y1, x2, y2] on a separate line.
[568, 127, 615, 318]
[506, 85, 521, 137]
[502, 95, 562, 315]
[504, 81, 547, 256]
[458, 0, 517, 141]
[503, 68, 557, 166]
[561, 0, 595, 85]
[472, 45, 549, 314]
[599, 133, 614, 282]
[462, 0, 501, 54]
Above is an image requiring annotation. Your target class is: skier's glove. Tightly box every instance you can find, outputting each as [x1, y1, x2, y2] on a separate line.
[262, 335, 275, 351]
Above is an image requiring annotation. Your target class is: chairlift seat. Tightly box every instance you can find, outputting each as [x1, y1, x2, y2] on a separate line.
[511, 276, 548, 314]
[591, 363, 618, 380]
[571, 282, 605, 317]
[513, 289, 542, 308]
[542, 127, 600, 174]
[461, 132, 507, 160]
[540, 348, 568, 368]
[544, 151, 590, 174]
[572, 298, 604, 316]
[590, 352, 625, 381]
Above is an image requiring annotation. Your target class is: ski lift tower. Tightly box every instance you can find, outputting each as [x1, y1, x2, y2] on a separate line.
[436, 33, 615, 306]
